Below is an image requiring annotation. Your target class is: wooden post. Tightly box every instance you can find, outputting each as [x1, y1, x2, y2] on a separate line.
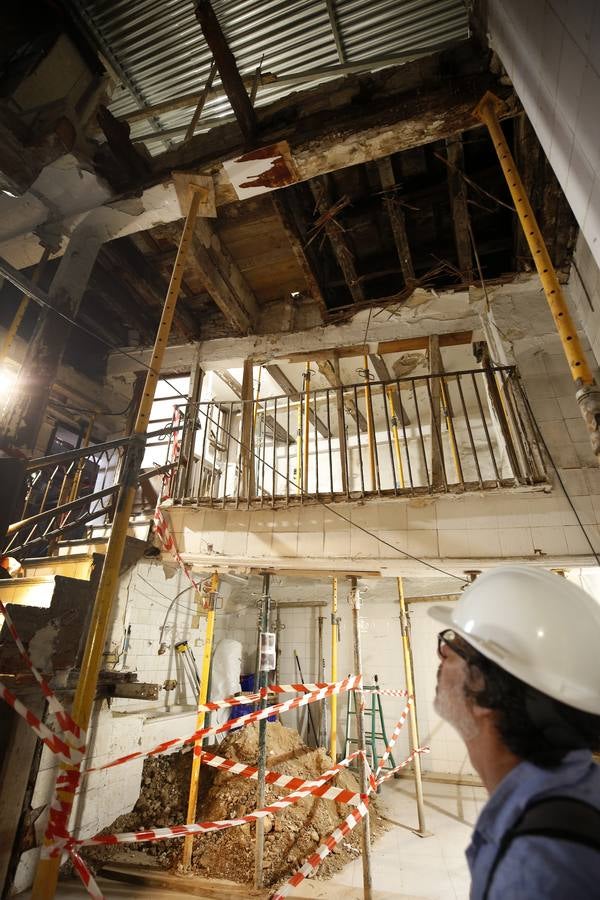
[182, 572, 219, 867]
[428, 335, 444, 490]
[349, 576, 373, 899]
[397, 577, 428, 836]
[239, 358, 255, 499]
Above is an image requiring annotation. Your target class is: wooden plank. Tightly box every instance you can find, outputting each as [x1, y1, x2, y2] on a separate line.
[271, 191, 327, 314]
[101, 863, 267, 897]
[265, 365, 330, 438]
[193, 0, 257, 142]
[309, 176, 365, 303]
[317, 358, 368, 433]
[376, 157, 415, 285]
[276, 332, 473, 366]
[368, 353, 411, 425]
[428, 335, 444, 490]
[445, 137, 473, 280]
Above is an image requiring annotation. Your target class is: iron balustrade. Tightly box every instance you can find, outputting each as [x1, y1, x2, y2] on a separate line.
[170, 366, 547, 508]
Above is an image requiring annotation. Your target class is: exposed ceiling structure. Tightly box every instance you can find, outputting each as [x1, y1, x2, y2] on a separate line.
[0, 2, 578, 379]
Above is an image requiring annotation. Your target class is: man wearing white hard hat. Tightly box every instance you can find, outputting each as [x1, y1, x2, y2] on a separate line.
[429, 565, 600, 899]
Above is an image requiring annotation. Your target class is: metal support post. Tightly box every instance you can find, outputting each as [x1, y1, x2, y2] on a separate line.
[386, 385, 405, 489]
[254, 572, 272, 888]
[182, 572, 219, 868]
[397, 577, 428, 836]
[349, 576, 373, 899]
[474, 91, 600, 459]
[317, 614, 326, 746]
[31, 186, 204, 900]
[330, 577, 339, 761]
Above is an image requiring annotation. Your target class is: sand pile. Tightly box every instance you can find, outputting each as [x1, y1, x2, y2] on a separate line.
[82, 722, 384, 887]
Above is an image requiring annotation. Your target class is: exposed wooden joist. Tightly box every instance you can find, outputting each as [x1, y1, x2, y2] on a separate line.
[317, 358, 368, 432]
[265, 364, 330, 438]
[376, 157, 415, 286]
[278, 331, 473, 364]
[309, 176, 365, 303]
[215, 370, 294, 445]
[193, 0, 258, 142]
[445, 137, 473, 281]
[271, 191, 327, 314]
[190, 219, 258, 334]
[368, 353, 411, 425]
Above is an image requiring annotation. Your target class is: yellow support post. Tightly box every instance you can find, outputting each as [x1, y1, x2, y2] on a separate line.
[67, 415, 96, 505]
[440, 381, 461, 484]
[303, 362, 311, 492]
[182, 571, 219, 868]
[385, 385, 405, 489]
[329, 577, 338, 761]
[474, 92, 600, 457]
[295, 400, 302, 495]
[363, 355, 376, 491]
[31, 185, 204, 900]
[397, 577, 427, 836]
[0, 248, 50, 366]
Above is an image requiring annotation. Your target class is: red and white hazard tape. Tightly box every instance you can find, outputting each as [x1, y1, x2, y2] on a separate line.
[271, 799, 370, 900]
[81, 676, 362, 777]
[194, 678, 378, 714]
[0, 598, 84, 747]
[152, 507, 211, 609]
[376, 746, 430, 786]
[374, 698, 412, 780]
[0, 680, 84, 765]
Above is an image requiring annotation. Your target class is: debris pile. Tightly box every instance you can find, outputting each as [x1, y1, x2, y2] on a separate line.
[83, 722, 384, 887]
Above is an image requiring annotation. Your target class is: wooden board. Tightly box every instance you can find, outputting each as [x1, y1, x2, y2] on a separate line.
[101, 863, 268, 898]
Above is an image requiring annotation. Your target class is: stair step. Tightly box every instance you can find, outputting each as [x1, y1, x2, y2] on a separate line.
[20, 553, 96, 582]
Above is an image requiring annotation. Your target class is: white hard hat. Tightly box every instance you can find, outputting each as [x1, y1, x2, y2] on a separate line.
[428, 566, 600, 715]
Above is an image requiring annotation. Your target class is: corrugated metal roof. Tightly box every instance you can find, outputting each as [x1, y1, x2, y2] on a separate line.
[69, 0, 469, 154]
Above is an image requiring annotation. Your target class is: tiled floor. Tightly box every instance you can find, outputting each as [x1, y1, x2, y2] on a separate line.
[19, 780, 483, 899]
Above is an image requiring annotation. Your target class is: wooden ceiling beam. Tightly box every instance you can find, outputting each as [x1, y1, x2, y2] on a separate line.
[445, 137, 474, 281]
[215, 370, 294, 445]
[190, 219, 258, 334]
[271, 191, 327, 315]
[309, 176, 365, 304]
[317, 358, 368, 432]
[277, 331, 473, 364]
[193, 0, 258, 142]
[376, 157, 415, 286]
[368, 353, 411, 425]
[265, 364, 330, 438]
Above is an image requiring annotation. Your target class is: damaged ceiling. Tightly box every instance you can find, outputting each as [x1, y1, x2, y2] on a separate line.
[0, 3, 578, 377]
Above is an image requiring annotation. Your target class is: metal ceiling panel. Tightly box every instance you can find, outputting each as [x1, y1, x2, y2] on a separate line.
[68, 0, 469, 154]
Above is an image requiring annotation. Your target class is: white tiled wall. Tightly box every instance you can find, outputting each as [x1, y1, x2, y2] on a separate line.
[487, 1, 600, 269]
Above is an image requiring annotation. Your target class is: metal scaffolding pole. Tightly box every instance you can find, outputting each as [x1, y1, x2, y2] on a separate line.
[31, 184, 204, 900]
[397, 577, 428, 836]
[474, 91, 600, 460]
[254, 572, 272, 888]
[182, 572, 219, 867]
[349, 576, 373, 899]
[330, 577, 339, 761]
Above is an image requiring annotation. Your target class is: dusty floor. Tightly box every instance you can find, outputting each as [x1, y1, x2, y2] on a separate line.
[18, 777, 484, 899]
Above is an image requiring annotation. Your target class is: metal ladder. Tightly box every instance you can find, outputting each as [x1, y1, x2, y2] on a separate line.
[343, 674, 397, 777]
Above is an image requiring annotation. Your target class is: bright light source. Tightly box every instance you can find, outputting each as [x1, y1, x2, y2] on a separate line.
[291, 291, 301, 298]
[0, 188, 18, 198]
[0, 366, 18, 394]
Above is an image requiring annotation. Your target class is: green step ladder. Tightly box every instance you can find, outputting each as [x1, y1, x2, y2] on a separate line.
[343, 674, 397, 779]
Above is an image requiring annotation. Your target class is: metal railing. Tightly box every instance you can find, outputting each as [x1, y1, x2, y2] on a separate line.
[170, 366, 547, 507]
[3, 426, 178, 558]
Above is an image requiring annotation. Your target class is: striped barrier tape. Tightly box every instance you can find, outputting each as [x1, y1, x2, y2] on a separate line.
[374, 698, 412, 781]
[0, 598, 84, 746]
[70, 750, 365, 849]
[70, 850, 103, 900]
[271, 799, 370, 900]
[376, 746, 431, 786]
[152, 507, 212, 610]
[0, 680, 84, 766]
[188, 679, 394, 714]
[80, 676, 362, 776]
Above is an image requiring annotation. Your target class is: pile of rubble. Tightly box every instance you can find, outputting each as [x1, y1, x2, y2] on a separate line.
[82, 722, 384, 887]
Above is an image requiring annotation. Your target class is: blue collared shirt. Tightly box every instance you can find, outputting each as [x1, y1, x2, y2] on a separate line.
[467, 750, 600, 899]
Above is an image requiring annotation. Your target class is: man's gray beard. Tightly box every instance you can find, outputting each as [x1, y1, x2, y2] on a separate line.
[434, 685, 480, 742]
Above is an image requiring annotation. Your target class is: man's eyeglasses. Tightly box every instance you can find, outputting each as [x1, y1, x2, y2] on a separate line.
[437, 629, 473, 662]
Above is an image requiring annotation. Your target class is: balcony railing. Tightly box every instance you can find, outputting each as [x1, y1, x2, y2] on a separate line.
[170, 366, 547, 508]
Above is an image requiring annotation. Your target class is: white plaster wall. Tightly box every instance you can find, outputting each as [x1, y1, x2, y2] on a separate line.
[567, 231, 600, 366]
[486, 0, 600, 269]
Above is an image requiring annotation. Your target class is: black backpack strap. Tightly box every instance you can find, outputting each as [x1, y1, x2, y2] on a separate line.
[482, 796, 600, 900]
